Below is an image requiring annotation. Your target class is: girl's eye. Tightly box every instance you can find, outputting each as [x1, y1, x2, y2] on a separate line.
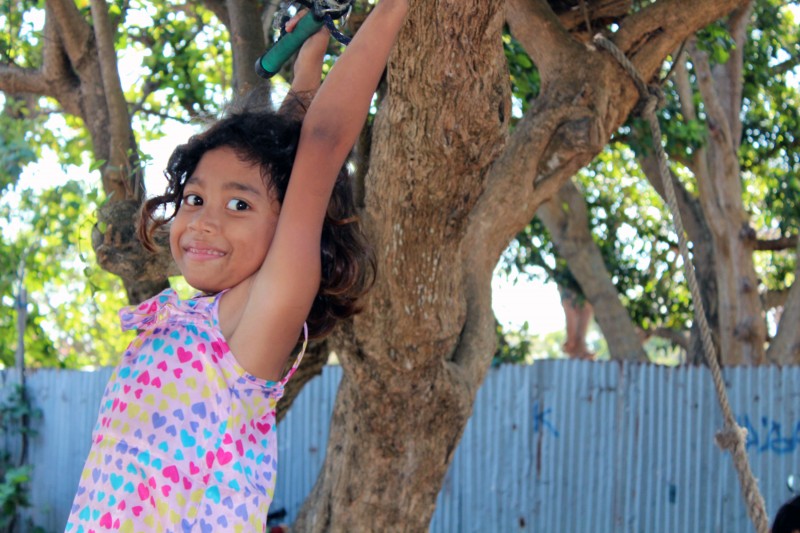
[184, 194, 202, 206]
[226, 198, 250, 211]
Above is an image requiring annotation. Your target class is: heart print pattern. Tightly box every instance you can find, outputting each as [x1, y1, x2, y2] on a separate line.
[66, 289, 306, 533]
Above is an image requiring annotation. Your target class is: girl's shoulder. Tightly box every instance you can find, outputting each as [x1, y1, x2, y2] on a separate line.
[119, 288, 223, 333]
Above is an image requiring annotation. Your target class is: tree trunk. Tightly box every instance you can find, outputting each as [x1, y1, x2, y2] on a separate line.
[295, 331, 474, 530]
[537, 180, 648, 362]
[294, 1, 748, 530]
[766, 241, 800, 364]
[637, 149, 720, 364]
[295, 2, 510, 528]
[683, 4, 766, 365]
[226, 0, 268, 98]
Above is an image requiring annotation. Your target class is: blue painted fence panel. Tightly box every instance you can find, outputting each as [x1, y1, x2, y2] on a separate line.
[3, 361, 799, 532]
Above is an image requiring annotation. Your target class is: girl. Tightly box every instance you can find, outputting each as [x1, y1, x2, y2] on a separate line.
[66, 1, 408, 531]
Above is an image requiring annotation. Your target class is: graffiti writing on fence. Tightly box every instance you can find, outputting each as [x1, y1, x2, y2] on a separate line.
[737, 414, 800, 455]
[533, 401, 559, 437]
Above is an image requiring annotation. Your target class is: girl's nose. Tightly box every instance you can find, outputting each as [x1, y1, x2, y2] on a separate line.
[187, 209, 220, 233]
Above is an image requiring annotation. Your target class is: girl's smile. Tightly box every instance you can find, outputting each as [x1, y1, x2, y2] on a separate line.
[182, 244, 227, 259]
[169, 147, 281, 294]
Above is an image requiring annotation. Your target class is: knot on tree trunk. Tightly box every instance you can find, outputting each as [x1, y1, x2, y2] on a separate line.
[733, 317, 763, 345]
[536, 113, 605, 183]
[738, 222, 757, 244]
[92, 199, 177, 284]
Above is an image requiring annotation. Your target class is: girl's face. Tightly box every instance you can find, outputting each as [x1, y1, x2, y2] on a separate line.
[169, 147, 280, 293]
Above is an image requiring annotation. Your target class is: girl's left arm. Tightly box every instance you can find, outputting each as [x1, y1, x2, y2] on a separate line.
[230, 0, 409, 380]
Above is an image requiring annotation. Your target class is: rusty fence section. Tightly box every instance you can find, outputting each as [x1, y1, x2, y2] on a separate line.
[3, 361, 799, 532]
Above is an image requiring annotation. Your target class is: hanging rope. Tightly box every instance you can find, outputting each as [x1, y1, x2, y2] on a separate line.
[591, 34, 769, 533]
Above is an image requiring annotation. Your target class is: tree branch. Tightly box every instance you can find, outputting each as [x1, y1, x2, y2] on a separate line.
[0, 64, 49, 95]
[458, 2, 749, 382]
[489, 1, 750, 267]
[638, 148, 708, 251]
[613, 0, 749, 82]
[762, 288, 788, 311]
[671, 42, 724, 222]
[90, 0, 138, 200]
[225, 0, 267, 98]
[46, 0, 95, 75]
[37, 4, 83, 116]
[129, 104, 197, 125]
[721, 2, 754, 144]
[771, 53, 800, 77]
[506, 0, 585, 82]
[465, 100, 590, 279]
[558, 0, 631, 38]
[754, 235, 798, 252]
[201, 0, 230, 28]
[691, 45, 734, 149]
[636, 144, 723, 353]
[673, 48, 696, 122]
[645, 327, 690, 350]
[683, 41, 735, 238]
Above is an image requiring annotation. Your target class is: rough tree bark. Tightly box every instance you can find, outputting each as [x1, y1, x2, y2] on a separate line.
[679, 3, 768, 365]
[294, 2, 511, 528]
[292, 0, 750, 530]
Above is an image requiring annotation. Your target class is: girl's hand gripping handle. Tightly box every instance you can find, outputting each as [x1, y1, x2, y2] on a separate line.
[256, 14, 325, 79]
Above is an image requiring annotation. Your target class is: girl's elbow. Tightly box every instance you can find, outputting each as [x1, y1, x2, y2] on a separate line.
[303, 121, 347, 152]
[300, 106, 353, 150]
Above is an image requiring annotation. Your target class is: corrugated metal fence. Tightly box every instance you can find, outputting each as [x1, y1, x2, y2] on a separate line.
[3, 361, 799, 532]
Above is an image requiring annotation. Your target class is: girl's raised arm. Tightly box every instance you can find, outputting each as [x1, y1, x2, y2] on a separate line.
[299, 0, 409, 162]
[229, 0, 409, 380]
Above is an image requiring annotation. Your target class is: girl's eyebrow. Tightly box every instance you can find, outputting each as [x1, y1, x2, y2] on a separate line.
[223, 181, 263, 196]
[185, 176, 262, 196]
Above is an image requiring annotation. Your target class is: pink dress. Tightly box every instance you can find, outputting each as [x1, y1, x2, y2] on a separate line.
[66, 289, 306, 533]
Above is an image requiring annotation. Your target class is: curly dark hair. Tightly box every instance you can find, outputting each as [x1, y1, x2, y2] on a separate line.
[138, 107, 375, 339]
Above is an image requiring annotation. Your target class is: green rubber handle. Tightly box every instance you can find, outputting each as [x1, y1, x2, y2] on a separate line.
[256, 15, 325, 79]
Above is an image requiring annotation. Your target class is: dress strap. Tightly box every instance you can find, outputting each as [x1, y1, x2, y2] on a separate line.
[278, 322, 308, 386]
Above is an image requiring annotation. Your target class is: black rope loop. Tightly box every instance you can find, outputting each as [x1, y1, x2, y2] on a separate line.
[275, 0, 354, 45]
[323, 14, 352, 45]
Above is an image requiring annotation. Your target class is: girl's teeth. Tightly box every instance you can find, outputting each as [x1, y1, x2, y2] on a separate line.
[190, 247, 223, 256]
